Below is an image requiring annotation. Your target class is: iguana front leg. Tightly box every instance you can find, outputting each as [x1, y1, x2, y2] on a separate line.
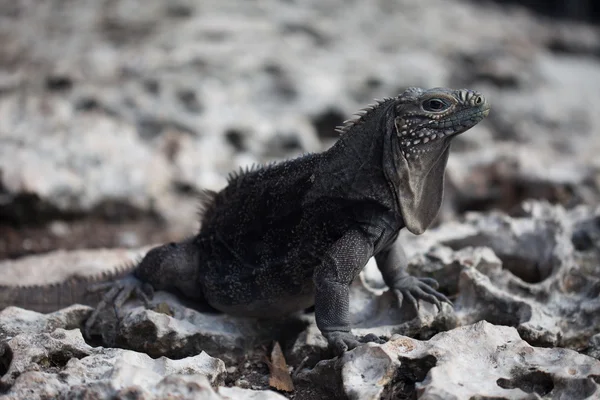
[314, 230, 384, 354]
[375, 238, 451, 311]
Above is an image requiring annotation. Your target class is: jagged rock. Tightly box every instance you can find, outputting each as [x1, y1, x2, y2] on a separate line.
[218, 386, 287, 400]
[298, 321, 600, 400]
[101, 291, 307, 362]
[423, 201, 574, 283]
[0, 305, 92, 341]
[2, 202, 600, 398]
[406, 244, 502, 295]
[0, 309, 289, 399]
[3, 373, 287, 400]
[571, 206, 600, 252]
[404, 202, 600, 349]
[0, 328, 229, 399]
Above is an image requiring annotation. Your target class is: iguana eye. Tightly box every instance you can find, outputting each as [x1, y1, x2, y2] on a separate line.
[422, 98, 449, 112]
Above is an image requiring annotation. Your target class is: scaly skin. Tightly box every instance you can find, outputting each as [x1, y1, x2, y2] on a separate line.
[3, 88, 490, 355]
[0, 264, 135, 313]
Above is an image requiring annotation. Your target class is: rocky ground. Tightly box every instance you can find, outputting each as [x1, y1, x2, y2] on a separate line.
[1, 0, 600, 399]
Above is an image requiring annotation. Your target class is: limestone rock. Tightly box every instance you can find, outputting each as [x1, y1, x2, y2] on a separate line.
[0, 305, 92, 341]
[299, 321, 600, 400]
[406, 202, 600, 349]
[0, 328, 228, 399]
[97, 291, 307, 363]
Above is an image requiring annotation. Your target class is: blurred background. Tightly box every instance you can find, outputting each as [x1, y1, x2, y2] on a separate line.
[0, 0, 599, 260]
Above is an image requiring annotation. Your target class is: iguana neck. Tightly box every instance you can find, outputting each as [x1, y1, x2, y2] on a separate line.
[313, 100, 396, 207]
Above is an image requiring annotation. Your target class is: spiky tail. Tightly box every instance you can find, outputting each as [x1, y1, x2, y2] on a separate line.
[0, 264, 136, 313]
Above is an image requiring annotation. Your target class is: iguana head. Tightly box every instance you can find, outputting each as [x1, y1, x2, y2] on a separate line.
[385, 87, 490, 234]
[394, 87, 489, 157]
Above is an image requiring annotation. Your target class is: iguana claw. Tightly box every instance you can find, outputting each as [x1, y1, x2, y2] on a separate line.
[392, 276, 452, 312]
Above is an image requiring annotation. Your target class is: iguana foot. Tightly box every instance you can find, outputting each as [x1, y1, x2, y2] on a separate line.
[84, 275, 154, 338]
[392, 276, 452, 312]
[323, 331, 385, 355]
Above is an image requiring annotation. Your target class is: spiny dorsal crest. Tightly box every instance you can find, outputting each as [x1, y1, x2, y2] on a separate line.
[197, 189, 217, 221]
[0, 260, 137, 291]
[334, 97, 396, 135]
[225, 161, 279, 184]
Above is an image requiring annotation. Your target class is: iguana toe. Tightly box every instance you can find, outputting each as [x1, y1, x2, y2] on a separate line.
[393, 276, 452, 313]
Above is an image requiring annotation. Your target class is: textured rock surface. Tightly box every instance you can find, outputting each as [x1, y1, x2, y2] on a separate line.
[1, 0, 599, 242]
[88, 274, 455, 364]
[0, 305, 92, 341]
[0, 325, 287, 399]
[0, 328, 233, 399]
[100, 291, 308, 362]
[299, 321, 600, 400]
[410, 202, 600, 349]
[2, 202, 600, 399]
[1, 0, 600, 398]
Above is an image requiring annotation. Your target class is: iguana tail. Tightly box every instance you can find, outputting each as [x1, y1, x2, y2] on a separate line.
[0, 264, 136, 313]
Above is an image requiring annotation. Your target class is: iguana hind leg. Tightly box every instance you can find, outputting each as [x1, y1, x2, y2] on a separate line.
[84, 238, 203, 338]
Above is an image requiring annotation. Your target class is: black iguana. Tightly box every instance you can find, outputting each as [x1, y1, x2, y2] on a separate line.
[0, 87, 490, 354]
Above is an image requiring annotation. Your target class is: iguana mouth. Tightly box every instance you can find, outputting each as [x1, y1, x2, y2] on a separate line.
[428, 104, 491, 138]
[397, 103, 490, 150]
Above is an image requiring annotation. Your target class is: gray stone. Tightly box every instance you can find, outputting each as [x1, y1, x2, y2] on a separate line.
[2, 0, 600, 397]
[0, 328, 228, 399]
[407, 202, 600, 349]
[100, 291, 306, 362]
[218, 386, 287, 400]
[299, 321, 600, 400]
[2, 202, 600, 398]
[0, 305, 92, 341]
[406, 244, 502, 295]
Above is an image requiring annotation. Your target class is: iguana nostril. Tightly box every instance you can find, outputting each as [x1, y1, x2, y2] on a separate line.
[475, 95, 483, 105]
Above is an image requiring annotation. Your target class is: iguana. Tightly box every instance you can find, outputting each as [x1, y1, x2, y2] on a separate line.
[0, 87, 490, 353]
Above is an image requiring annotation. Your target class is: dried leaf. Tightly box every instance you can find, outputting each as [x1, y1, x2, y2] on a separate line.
[267, 341, 294, 392]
